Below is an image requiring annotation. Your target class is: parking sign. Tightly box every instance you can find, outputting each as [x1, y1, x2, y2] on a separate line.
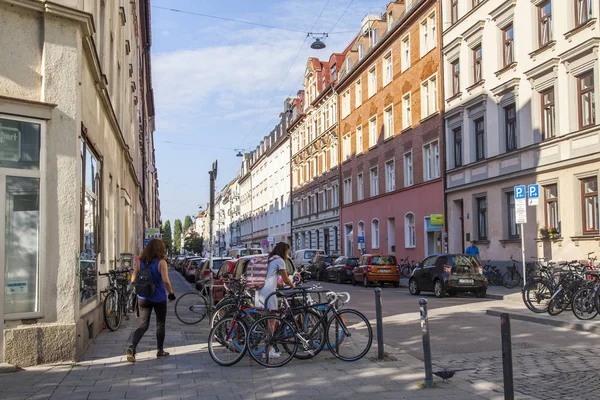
[528, 184, 540, 206]
[514, 185, 526, 200]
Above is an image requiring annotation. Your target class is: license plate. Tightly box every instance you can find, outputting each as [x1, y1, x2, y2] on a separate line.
[378, 269, 390, 273]
[459, 279, 474, 284]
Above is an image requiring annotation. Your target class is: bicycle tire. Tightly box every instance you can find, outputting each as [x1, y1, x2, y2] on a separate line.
[326, 309, 373, 362]
[175, 292, 208, 325]
[248, 316, 297, 368]
[288, 310, 326, 360]
[502, 270, 521, 289]
[490, 271, 503, 286]
[522, 279, 553, 313]
[208, 316, 248, 366]
[548, 291, 567, 316]
[572, 287, 598, 320]
[103, 292, 122, 331]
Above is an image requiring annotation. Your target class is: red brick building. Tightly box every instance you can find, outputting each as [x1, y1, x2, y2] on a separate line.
[336, 0, 445, 260]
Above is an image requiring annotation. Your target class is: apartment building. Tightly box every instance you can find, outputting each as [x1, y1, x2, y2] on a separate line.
[0, 0, 158, 365]
[290, 55, 343, 255]
[337, 0, 445, 260]
[442, 0, 600, 263]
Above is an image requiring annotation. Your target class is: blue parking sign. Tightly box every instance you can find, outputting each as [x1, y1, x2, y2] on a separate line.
[528, 184, 539, 199]
[514, 185, 526, 199]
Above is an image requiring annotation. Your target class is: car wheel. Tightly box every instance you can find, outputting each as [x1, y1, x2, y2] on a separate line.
[434, 280, 446, 298]
[408, 279, 420, 295]
[352, 275, 357, 286]
[363, 275, 370, 288]
[336, 272, 343, 284]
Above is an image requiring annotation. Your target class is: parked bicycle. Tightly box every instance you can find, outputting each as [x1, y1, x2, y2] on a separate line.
[482, 260, 502, 286]
[399, 257, 415, 279]
[99, 268, 136, 331]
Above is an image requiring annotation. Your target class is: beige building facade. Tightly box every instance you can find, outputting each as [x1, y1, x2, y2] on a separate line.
[0, 0, 158, 365]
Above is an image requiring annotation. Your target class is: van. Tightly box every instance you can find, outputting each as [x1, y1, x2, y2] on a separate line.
[292, 249, 325, 270]
[227, 248, 264, 259]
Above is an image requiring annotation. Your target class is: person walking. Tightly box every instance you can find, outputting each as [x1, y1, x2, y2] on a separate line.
[126, 239, 176, 362]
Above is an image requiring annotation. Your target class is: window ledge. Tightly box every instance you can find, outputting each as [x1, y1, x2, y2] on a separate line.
[535, 236, 563, 243]
[384, 135, 395, 143]
[419, 111, 440, 124]
[499, 239, 521, 248]
[401, 126, 413, 134]
[570, 235, 600, 242]
[474, 240, 490, 245]
[368, 144, 378, 150]
[529, 40, 556, 59]
[564, 18, 597, 40]
[466, 80, 485, 92]
[405, 246, 416, 249]
[495, 62, 518, 77]
[446, 92, 462, 103]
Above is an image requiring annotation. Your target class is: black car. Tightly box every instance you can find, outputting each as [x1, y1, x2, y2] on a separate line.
[408, 254, 487, 298]
[325, 256, 359, 283]
[307, 254, 333, 281]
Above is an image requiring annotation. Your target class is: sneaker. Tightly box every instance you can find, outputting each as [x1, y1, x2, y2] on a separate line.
[156, 350, 170, 358]
[126, 347, 136, 363]
[262, 349, 281, 359]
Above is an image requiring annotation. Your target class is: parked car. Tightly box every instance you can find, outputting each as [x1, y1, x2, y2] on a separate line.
[325, 256, 359, 283]
[292, 249, 325, 271]
[212, 260, 238, 303]
[408, 254, 487, 298]
[183, 257, 205, 283]
[174, 255, 186, 272]
[227, 248, 264, 259]
[352, 254, 400, 287]
[307, 254, 333, 281]
[194, 257, 232, 290]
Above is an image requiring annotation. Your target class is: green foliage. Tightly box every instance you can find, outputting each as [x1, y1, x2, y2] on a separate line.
[183, 231, 204, 254]
[174, 219, 183, 254]
[162, 220, 173, 254]
[183, 215, 193, 232]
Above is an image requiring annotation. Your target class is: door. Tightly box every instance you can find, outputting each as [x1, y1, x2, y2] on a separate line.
[387, 218, 396, 254]
[324, 230, 330, 255]
[458, 200, 465, 253]
[418, 256, 437, 290]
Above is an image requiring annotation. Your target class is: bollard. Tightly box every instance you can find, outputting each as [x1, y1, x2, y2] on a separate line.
[375, 288, 384, 360]
[419, 298, 433, 388]
[500, 313, 515, 400]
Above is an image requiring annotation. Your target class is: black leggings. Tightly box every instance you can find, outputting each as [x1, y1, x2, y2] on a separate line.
[128, 298, 167, 351]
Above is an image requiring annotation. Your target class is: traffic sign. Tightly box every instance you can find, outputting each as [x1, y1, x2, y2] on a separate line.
[145, 228, 161, 239]
[528, 184, 540, 199]
[514, 185, 526, 200]
[357, 236, 365, 244]
[515, 199, 527, 224]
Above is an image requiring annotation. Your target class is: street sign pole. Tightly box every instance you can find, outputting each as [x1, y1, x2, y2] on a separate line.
[514, 185, 528, 288]
[520, 223, 526, 288]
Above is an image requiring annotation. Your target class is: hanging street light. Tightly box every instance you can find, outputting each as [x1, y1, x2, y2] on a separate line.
[308, 33, 328, 50]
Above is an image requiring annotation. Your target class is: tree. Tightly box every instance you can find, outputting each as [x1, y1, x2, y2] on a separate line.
[162, 220, 173, 255]
[183, 215, 193, 232]
[174, 219, 182, 254]
[183, 231, 204, 254]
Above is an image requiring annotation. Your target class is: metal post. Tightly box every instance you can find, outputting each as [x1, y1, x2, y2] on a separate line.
[520, 223, 526, 288]
[501, 313, 515, 400]
[209, 170, 215, 271]
[419, 298, 433, 388]
[375, 288, 384, 360]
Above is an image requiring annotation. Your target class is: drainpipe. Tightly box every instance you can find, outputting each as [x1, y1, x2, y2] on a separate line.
[439, 1, 449, 254]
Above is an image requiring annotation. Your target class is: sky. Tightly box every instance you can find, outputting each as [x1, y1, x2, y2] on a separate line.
[151, 0, 389, 226]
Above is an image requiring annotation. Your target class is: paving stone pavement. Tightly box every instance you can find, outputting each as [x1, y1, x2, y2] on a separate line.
[0, 269, 549, 400]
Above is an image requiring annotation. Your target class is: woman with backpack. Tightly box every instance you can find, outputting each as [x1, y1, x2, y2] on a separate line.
[126, 239, 176, 362]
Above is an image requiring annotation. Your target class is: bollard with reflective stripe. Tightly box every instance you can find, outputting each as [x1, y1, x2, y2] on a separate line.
[375, 287, 384, 360]
[419, 298, 433, 388]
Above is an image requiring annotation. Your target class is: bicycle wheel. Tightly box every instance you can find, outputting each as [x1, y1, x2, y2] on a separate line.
[210, 300, 237, 327]
[248, 316, 297, 368]
[548, 291, 567, 316]
[522, 279, 553, 313]
[572, 287, 598, 320]
[208, 316, 248, 366]
[103, 292, 122, 331]
[490, 271, 503, 286]
[326, 309, 373, 362]
[175, 292, 208, 324]
[288, 310, 326, 360]
[503, 270, 521, 289]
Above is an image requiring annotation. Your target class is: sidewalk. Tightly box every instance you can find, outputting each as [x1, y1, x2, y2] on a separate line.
[0, 269, 520, 400]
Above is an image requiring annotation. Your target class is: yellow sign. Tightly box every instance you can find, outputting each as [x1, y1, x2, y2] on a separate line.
[430, 214, 444, 226]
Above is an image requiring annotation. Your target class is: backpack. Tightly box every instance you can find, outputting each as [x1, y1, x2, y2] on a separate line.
[245, 255, 275, 290]
[134, 262, 157, 297]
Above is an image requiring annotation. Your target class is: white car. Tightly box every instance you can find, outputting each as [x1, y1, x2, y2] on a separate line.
[227, 248, 264, 259]
[292, 249, 325, 271]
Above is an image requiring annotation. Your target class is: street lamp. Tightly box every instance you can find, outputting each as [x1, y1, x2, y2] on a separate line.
[235, 149, 245, 157]
[308, 33, 328, 49]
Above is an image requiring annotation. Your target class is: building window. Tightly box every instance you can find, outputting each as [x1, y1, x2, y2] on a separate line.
[477, 197, 488, 240]
[346, 57, 351, 72]
[403, 93, 411, 129]
[388, 12, 393, 30]
[473, 46, 482, 84]
[356, 79, 362, 108]
[507, 192, 520, 239]
[538, 1, 552, 47]
[420, 12, 437, 56]
[451, 0, 459, 24]
[345, 224, 353, 256]
[342, 90, 350, 119]
[404, 152, 413, 186]
[451, 59, 460, 95]
[330, 142, 338, 166]
[402, 34, 411, 71]
[424, 141, 440, 181]
[323, 189, 328, 210]
[582, 177, 599, 233]
[505, 104, 517, 151]
[576, 0, 593, 27]
[421, 75, 438, 119]
[343, 133, 351, 161]
[453, 127, 462, 167]
[475, 117, 485, 161]
[473, 0, 483, 8]
[578, 71, 595, 129]
[359, 43, 364, 60]
[369, 115, 378, 147]
[405, 213, 416, 248]
[384, 52, 393, 85]
[358, 221, 365, 250]
[544, 184, 559, 230]
[356, 125, 363, 154]
[370, 167, 379, 196]
[372, 28, 378, 46]
[331, 64, 337, 82]
[384, 105, 394, 139]
[385, 160, 396, 193]
[368, 66, 377, 97]
[332, 184, 339, 207]
[372, 219, 380, 249]
[358, 173, 364, 201]
[541, 88, 556, 140]
[343, 178, 352, 205]
[503, 24, 514, 67]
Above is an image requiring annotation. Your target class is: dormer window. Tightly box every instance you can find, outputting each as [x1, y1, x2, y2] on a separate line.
[359, 43, 364, 60]
[346, 57, 351, 71]
[331, 64, 337, 81]
[372, 29, 378, 46]
[387, 12, 393, 30]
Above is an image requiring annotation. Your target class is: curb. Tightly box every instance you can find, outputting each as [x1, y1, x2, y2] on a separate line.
[486, 309, 600, 334]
